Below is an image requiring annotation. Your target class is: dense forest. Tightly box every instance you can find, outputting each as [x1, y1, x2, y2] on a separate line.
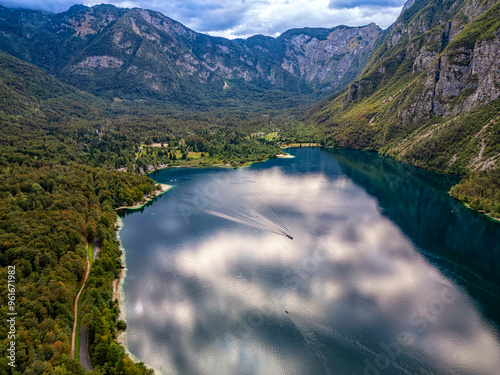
[450, 169, 500, 219]
[0, 154, 157, 374]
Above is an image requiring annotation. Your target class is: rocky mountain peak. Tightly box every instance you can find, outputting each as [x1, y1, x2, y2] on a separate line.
[0, 4, 381, 106]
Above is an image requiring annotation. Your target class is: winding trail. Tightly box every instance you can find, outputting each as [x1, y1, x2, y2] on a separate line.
[71, 246, 90, 359]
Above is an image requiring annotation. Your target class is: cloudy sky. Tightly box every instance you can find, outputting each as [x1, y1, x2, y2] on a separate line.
[0, 0, 407, 39]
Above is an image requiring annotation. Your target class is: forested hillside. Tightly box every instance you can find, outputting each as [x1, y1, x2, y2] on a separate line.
[0, 162, 156, 374]
[0, 50, 159, 373]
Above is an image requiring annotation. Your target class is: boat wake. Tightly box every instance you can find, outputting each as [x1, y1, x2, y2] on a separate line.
[173, 191, 294, 239]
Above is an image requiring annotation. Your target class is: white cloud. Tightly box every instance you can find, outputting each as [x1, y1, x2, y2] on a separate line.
[0, 0, 405, 38]
[0, 0, 77, 13]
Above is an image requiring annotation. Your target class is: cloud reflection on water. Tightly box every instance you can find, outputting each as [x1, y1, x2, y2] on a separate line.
[122, 166, 500, 375]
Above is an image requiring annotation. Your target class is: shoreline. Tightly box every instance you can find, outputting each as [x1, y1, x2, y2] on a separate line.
[145, 146, 312, 172]
[449, 193, 500, 223]
[115, 183, 172, 212]
[114, 211, 164, 374]
[276, 153, 295, 158]
[113, 217, 127, 348]
[280, 143, 321, 148]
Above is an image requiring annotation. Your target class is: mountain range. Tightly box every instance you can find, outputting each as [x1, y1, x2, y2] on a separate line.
[0, 4, 381, 108]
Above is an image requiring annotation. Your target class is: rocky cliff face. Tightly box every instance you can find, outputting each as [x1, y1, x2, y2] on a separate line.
[239, 23, 381, 92]
[310, 0, 500, 174]
[383, 0, 500, 123]
[0, 4, 380, 106]
[432, 35, 500, 116]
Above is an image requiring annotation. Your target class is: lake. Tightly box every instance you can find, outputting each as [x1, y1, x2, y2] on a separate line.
[118, 147, 500, 375]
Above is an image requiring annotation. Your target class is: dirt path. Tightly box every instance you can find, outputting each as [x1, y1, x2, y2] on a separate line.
[71, 250, 90, 359]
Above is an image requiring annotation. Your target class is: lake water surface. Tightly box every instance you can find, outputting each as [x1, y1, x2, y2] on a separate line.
[118, 148, 500, 375]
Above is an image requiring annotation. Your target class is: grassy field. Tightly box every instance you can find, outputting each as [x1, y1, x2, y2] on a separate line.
[137, 148, 205, 160]
[265, 132, 278, 141]
[173, 150, 204, 159]
[88, 242, 94, 267]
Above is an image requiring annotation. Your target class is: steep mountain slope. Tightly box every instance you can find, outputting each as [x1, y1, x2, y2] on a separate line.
[0, 51, 101, 119]
[311, 0, 499, 175]
[0, 4, 381, 107]
[237, 23, 381, 94]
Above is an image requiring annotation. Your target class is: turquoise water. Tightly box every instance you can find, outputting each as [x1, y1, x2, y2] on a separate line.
[119, 147, 500, 375]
